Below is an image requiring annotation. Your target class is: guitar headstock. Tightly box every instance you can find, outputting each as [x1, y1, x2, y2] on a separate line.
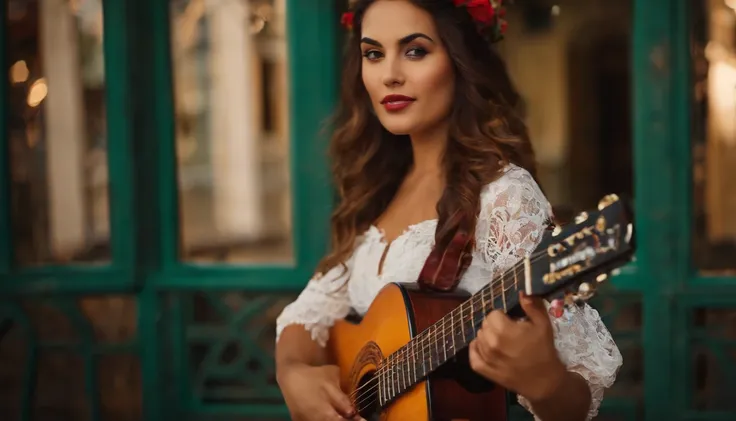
[526, 194, 635, 304]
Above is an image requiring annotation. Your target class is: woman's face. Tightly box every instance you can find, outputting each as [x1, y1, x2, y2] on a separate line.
[360, 0, 455, 136]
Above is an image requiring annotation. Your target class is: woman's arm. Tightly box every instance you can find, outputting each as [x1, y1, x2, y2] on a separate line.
[523, 369, 592, 421]
[275, 260, 364, 420]
[275, 325, 331, 376]
[275, 261, 354, 378]
[517, 302, 623, 421]
[466, 166, 622, 421]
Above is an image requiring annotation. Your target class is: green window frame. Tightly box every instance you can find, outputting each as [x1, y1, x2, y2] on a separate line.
[1, 0, 735, 420]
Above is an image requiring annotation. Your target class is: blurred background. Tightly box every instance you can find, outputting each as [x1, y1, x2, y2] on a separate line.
[0, 0, 734, 420]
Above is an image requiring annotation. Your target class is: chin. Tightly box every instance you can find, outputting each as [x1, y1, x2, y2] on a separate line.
[378, 117, 418, 136]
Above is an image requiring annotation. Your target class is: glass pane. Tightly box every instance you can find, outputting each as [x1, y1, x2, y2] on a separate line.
[170, 0, 293, 263]
[6, 0, 109, 265]
[498, 0, 633, 223]
[691, 0, 736, 273]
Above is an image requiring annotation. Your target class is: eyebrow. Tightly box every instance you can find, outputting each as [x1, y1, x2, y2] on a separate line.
[360, 32, 435, 47]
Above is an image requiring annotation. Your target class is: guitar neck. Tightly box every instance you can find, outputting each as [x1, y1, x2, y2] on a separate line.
[377, 262, 527, 407]
[375, 194, 636, 408]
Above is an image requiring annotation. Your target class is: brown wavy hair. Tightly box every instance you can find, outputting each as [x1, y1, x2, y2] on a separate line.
[317, 0, 539, 274]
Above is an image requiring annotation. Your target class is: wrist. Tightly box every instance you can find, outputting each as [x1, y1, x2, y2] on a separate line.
[528, 359, 567, 403]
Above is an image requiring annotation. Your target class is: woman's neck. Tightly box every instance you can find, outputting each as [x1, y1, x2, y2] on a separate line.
[409, 122, 449, 176]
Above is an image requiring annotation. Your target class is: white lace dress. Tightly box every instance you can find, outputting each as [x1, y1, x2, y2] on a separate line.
[276, 164, 623, 420]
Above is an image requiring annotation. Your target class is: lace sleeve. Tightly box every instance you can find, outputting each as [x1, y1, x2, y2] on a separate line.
[469, 166, 622, 419]
[517, 303, 624, 420]
[473, 166, 553, 278]
[275, 257, 354, 347]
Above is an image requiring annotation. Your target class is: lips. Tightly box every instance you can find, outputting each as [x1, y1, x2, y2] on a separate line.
[380, 94, 415, 112]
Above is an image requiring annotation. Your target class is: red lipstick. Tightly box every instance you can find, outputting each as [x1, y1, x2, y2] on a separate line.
[380, 94, 415, 112]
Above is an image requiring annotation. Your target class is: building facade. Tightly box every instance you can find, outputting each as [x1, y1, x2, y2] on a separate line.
[0, 0, 734, 420]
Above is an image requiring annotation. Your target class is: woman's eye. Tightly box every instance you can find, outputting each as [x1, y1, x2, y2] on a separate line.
[406, 47, 427, 59]
[362, 50, 383, 60]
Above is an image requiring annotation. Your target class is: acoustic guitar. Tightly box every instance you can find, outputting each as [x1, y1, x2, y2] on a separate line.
[327, 194, 635, 421]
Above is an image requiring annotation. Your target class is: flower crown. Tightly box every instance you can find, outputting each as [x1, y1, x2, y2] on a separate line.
[341, 0, 508, 43]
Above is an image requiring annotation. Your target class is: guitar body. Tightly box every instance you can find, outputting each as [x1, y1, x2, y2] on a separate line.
[328, 282, 508, 421]
[327, 195, 636, 420]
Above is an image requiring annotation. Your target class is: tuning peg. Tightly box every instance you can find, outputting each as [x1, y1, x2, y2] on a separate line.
[597, 194, 620, 211]
[596, 215, 607, 232]
[552, 225, 563, 236]
[574, 211, 589, 224]
[577, 282, 595, 300]
[596, 273, 608, 283]
[611, 269, 621, 277]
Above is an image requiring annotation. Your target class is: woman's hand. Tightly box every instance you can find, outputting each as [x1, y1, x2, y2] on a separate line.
[468, 292, 567, 402]
[277, 363, 365, 421]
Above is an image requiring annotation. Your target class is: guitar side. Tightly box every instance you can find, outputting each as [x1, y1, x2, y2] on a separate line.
[328, 283, 508, 421]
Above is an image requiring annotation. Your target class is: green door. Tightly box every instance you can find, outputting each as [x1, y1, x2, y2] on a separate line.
[0, 0, 735, 420]
[0, 0, 338, 419]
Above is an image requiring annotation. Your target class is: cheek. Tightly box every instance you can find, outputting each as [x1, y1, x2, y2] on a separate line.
[361, 64, 381, 102]
[417, 63, 454, 110]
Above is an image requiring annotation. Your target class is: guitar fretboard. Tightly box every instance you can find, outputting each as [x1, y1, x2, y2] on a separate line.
[375, 260, 528, 408]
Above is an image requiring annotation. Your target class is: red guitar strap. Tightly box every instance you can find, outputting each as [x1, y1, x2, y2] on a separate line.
[417, 210, 475, 292]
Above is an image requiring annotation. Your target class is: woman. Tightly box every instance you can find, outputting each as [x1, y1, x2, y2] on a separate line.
[275, 1, 622, 420]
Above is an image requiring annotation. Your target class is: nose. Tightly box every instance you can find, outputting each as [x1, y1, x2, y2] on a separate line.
[381, 55, 405, 87]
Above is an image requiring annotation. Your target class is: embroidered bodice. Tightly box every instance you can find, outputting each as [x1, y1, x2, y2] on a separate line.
[276, 164, 623, 420]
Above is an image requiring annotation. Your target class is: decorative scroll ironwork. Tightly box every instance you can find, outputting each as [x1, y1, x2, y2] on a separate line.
[0, 297, 139, 421]
[691, 307, 736, 411]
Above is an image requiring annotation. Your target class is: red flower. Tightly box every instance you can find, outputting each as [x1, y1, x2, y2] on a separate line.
[341, 12, 354, 30]
[454, 0, 495, 24]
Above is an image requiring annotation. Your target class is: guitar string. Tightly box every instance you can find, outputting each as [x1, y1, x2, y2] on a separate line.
[348, 248, 549, 409]
[349, 250, 532, 398]
[352, 223, 624, 413]
[347, 255, 528, 407]
[351, 269, 523, 413]
[351, 261, 542, 414]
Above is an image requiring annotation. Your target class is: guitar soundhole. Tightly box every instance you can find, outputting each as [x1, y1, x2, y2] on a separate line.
[355, 371, 381, 421]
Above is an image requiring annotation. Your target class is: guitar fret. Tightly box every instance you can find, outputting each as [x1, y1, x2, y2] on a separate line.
[470, 299, 476, 336]
[391, 355, 399, 396]
[378, 366, 383, 406]
[450, 310, 457, 352]
[400, 350, 409, 390]
[389, 354, 395, 399]
[502, 281, 507, 311]
[481, 289, 487, 314]
[442, 319, 448, 361]
[409, 343, 415, 383]
[434, 323, 441, 367]
[427, 326, 434, 371]
[379, 359, 388, 404]
[460, 303, 467, 344]
[420, 333, 426, 377]
[514, 267, 519, 291]
[394, 352, 400, 395]
[395, 350, 401, 393]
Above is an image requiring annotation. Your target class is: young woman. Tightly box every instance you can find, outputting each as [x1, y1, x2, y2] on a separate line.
[275, 1, 622, 420]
